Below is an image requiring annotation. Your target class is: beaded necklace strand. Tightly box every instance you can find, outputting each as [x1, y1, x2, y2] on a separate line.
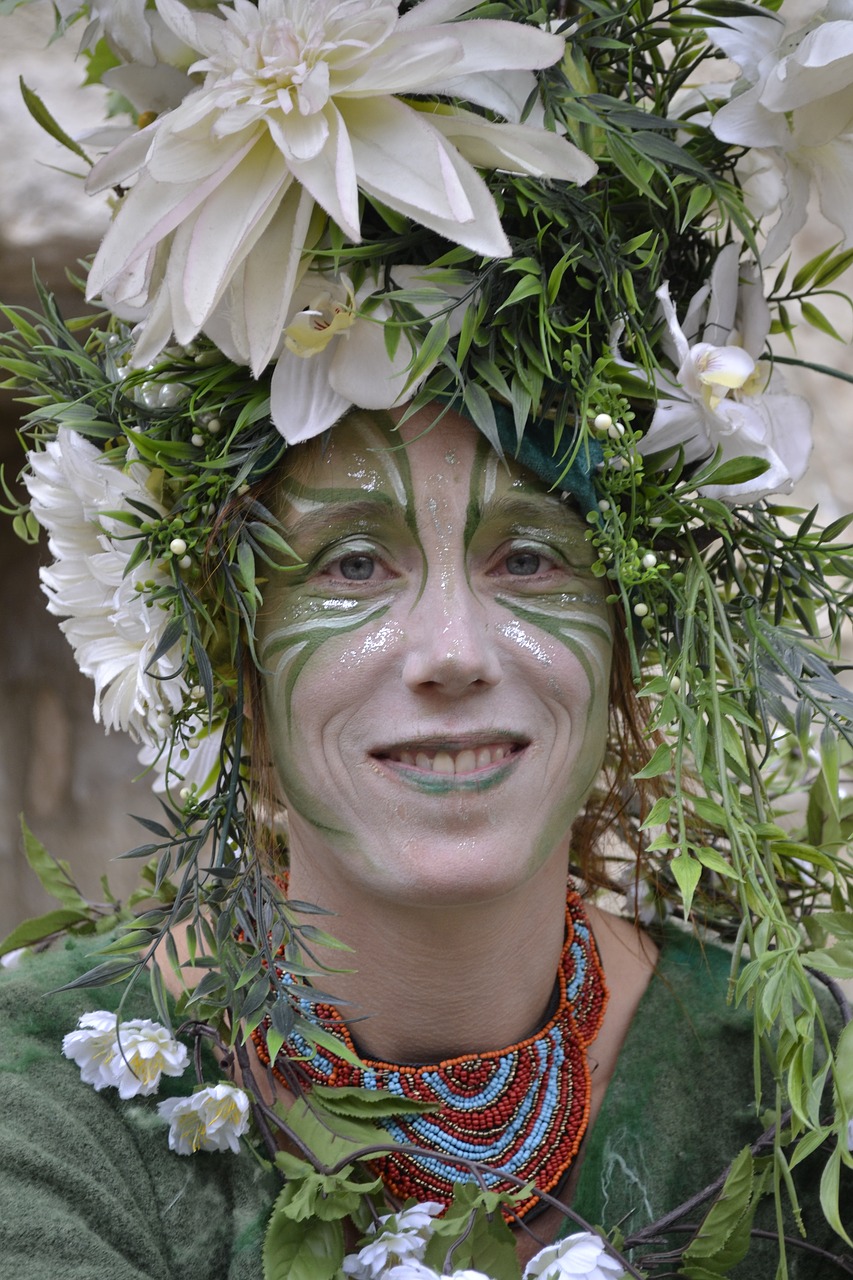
[253, 887, 608, 1218]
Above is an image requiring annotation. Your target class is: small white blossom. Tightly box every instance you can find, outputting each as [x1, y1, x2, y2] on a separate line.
[84, 0, 595, 374]
[62, 1011, 189, 1099]
[523, 1232, 627, 1280]
[343, 1203, 443, 1279]
[158, 1082, 251, 1153]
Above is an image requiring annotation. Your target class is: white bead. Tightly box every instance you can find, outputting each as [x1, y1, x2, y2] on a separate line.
[169, 537, 187, 556]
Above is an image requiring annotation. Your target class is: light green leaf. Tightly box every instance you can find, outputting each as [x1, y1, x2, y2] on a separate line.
[671, 854, 702, 915]
[21, 819, 89, 911]
[691, 796, 728, 827]
[633, 742, 672, 779]
[0, 907, 92, 957]
[820, 1144, 853, 1247]
[262, 1204, 343, 1280]
[801, 300, 844, 341]
[311, 1083, 437, 1119]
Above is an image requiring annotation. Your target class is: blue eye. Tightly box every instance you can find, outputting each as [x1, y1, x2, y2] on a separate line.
[505, 551, 543, 576]
[338, 553, 376, 581]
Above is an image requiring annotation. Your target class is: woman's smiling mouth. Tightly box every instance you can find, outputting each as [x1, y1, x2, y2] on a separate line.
[371, 738, 528, 789]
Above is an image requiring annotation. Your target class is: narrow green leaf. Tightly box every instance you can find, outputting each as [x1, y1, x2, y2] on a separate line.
[801, 301, 843, 341]
[19, 78, 91, 165]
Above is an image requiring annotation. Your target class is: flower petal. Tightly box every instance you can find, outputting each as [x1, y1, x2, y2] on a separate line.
[270, 343, 351, 444]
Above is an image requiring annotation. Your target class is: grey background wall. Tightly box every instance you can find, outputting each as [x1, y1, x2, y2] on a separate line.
[2, 3, 853, 937]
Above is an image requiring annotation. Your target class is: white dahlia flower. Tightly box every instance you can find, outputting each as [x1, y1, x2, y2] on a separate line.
[85, 0, 595, 373]
[158, 1082, 251, 1153]
[24, 428, 187, 741]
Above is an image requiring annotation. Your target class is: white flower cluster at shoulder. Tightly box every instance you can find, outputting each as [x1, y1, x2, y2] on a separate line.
[62, 1009, 189, 1097]
[62, 1010, 250, 1153]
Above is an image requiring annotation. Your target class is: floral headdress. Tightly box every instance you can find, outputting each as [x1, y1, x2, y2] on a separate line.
[2, 0, 853, 1276]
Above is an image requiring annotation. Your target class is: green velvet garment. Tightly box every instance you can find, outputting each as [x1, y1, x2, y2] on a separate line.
[0, 926, 849, 1278]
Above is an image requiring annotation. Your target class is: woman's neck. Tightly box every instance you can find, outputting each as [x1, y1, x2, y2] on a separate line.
[286, 850, 571, 1063]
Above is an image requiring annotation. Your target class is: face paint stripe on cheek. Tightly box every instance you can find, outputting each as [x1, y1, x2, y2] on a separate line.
[497, 598, 612, 692]
[260, 601, 390, 729]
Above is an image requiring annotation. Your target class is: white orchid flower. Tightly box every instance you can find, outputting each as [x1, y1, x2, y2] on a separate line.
[636, 243, 812, 501]
[84, 0, 595, 375]
[268, 266, 473, 444]
[523, 1231, 627, 1280]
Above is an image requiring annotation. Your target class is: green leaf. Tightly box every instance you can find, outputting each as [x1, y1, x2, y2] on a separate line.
[681, 1146, 764, 1275]
[496, 275, 543, 313]
[640, 795, 675, 830]
[801, 300, 844, 342]
[671, 854, 702, 915]
[691, 796, 728, 827]
[20, 819, 89, 911]
[0, 907, 92, 957]
[262, 1203, 343, 1280]
[692, 454, 769, 487]
[311, 1083, 437, 1119]
[820, 1144, 853, 1247]
[19, 78, 92, 165]
[633, 742, 672, 779]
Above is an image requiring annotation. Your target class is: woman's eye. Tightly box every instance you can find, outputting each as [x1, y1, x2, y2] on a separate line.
[337, 553, 377, 581]
[505, 550, 543, 576]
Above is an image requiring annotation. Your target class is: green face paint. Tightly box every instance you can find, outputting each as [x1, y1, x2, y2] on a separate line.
[256, 407, 612, 905]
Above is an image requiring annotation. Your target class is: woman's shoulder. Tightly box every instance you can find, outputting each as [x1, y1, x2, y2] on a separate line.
[0, 936, 275, 1280]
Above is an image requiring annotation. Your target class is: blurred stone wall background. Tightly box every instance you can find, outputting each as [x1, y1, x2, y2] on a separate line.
[1, 3, 853, 937]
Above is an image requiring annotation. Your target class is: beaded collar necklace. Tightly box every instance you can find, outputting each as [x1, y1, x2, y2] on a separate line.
[253, 886, 608, 1218]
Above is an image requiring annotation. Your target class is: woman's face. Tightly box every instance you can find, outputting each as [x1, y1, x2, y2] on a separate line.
[257, 407, 612, 905]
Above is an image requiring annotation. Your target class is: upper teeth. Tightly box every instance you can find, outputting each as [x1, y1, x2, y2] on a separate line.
[390, 745, 514, 774]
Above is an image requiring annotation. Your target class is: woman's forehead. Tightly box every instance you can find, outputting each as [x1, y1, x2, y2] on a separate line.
[281, 408, 572, 521]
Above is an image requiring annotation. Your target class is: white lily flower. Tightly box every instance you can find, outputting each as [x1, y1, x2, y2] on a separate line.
[62, 1011, 189, 1099]
[708, 0, 853, 259]
[158, 1082, 251, 1153]
[25, 429, 188, 741]
[84, 0, 595, 374]
[523, 1232, 626, 1280]
[268, 265, 473, 443]
[636, 244, 812, 501]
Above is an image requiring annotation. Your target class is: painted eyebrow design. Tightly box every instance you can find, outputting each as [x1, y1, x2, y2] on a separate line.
[474, 493, 583, 532]
[283, 494, 397, 544]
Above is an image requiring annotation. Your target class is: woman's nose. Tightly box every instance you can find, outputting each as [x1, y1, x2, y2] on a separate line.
[401, 575, 502, 695]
